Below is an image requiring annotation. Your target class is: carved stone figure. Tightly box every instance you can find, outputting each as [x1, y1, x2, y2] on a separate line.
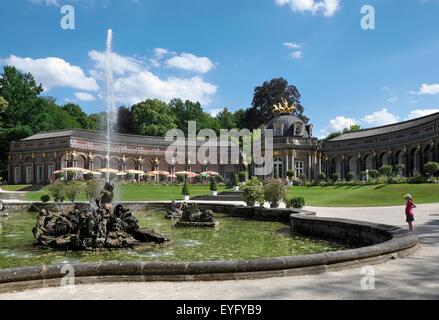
[175, 203, 219, 228]
[33, 185, 170, 250]
[96, 182, 114, 213]
[165, 201, 183, 219]
[0, 200, 8, 217]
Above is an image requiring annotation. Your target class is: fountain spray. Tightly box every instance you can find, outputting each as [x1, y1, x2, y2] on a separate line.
[105, 29, 115, 182]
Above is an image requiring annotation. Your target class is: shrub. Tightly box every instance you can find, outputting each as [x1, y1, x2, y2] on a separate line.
[264, 179, 288, 208]
[182, 182, 190, 196]
[299, 174, 307, 182]
[238, 171, 247, 182]
[346, 172, 356, 181]
[379, 165, 393, 178]
[387, 177, 401, 184]
[84, 173, 94, 181]
[210, 177, 218, 191]
[241, 177, 264, 207]
[232, 174, 239, 187]
[54, 172, 64, 180]
[368, 170, 380, 180]
[424, 162, 439, 177]
[40, 194, 51, 203]
[408, 174, 428, 184]
[109, 172, 117, 181]
[331, 172, 340, 182]
[66, 171, 75, 182]
[286, 197, 306, 209]
[48, 180, 66, 203]
[65, 182, 83, 202]
[125, 173, 135, 181]
[317, 172, 326, 182]
[287, 170, 295, 180]
[394, 164, 406, 177]
[85, 179, 102, 201]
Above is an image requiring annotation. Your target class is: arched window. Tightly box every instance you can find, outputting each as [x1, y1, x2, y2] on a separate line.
[273, 157, 284, 179]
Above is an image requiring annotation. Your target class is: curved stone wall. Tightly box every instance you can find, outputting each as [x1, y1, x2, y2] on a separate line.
[0, 202, 419, 293]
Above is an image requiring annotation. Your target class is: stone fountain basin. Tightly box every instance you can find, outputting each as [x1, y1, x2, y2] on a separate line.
[0, 202, 419, 293]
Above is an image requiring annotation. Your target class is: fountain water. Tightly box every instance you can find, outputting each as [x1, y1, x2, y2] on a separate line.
[105, 29, 116, 182]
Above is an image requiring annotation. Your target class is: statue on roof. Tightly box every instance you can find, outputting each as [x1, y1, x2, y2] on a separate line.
[273, 98, 297, 115]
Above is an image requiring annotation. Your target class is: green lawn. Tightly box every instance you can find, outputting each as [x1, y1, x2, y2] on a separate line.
[288, 184, 439, 207]
[19, 183, 439, 207]
[24, 184, 226, 202]
[1, 185, 32, 192]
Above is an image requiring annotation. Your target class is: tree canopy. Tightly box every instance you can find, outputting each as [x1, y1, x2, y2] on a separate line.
[132, 99, 177, 136]
[245, 77, 308, 129]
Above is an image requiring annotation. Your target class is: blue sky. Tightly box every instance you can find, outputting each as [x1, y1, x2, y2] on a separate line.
[1, 0, 439, 137]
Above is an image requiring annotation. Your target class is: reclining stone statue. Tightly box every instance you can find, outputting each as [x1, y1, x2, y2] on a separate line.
[175, 203, 219, 228]
[33, 183, 170, 250]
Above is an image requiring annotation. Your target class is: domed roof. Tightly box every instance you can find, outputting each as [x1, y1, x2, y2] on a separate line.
[265, 114, 308, 137]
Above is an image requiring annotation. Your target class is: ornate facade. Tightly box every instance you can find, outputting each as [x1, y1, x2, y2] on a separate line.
[7, 111, 439, 184]
[322, 112, 439, 179]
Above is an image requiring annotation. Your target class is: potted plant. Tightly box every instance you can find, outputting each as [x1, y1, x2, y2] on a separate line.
[241, 177, 265, 207]
[182, 182, 190, 201]
[40, 194, 51, 203]
[285, 196, 306, 209]
[264, 179, 288, 208]
[210, 177, 218, 196]
[318, 172, 326, 182]
[287, 170, 295, 186]
[232, 174, 240, 191]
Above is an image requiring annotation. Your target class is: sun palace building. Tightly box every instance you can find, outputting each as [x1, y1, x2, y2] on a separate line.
[6, 111, 439, 185]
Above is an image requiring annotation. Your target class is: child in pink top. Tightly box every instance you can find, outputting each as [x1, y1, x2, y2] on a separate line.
[404, 194, 416, 232]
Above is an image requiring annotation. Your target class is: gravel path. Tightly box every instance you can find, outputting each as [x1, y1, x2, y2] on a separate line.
[1, 204, 438, 300]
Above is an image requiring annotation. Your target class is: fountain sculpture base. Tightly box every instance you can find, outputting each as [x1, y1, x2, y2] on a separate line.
[175, 203, 219, 229]
[33, 203, 169, 250]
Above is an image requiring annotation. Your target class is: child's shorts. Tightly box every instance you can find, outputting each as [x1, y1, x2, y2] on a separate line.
[406, 215, 414, 223]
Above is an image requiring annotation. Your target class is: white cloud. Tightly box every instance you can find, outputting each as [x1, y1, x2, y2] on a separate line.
[362, 108, 399, 127]
[2, 55, 98, 92]
[29, 0, 59, 6]
[88, 49, 218, 105]
[275, 0, 340, 17]
[328, 116, 358, 132]
[74, 92, 96, 102]
[165, 53, 215, 74]
[319, 116, 358, 138]
[386, 96, 398, 103]
[290, 51, 303, 59]
[113, 72, 217, 106]
[208, 108, 223, 117]
[154, 48, 169, 58]
[415, 83, 439, 95]
[284, 42, 303, 59]
[88, 50, 143, 76]
[407, 109, 439, 120]
[284, 42, 302, 49]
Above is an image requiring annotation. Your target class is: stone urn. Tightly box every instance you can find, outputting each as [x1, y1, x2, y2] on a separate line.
[183, 195, 190, 202]
[270, 202, 280, 208]
[211, 191, 218, 197]
[234, 186, 239, 192]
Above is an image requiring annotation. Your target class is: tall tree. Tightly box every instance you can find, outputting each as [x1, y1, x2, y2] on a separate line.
[116, 106, 135, 134]
[0, 96, 8, 113]
[88, 112, 107, 131]
[217, 108, 237, 130]
[132, 99, 177, 136]
[247, 77, 308, 129]
[61, 103, 92, 129]
[232, 108, 247, 129]
[169, 98, 206, 134]
[0, 66, 43, 127]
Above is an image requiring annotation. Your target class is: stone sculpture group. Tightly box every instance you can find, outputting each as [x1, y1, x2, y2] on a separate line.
[33, 183, 169, 250]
